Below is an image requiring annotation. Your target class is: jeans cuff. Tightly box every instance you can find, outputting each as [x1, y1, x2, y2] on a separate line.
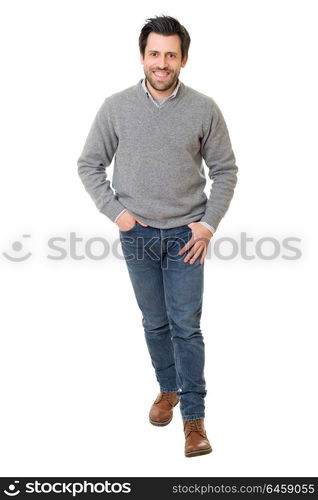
[182, 415, 205, 422]
[160, 387, 179, 393]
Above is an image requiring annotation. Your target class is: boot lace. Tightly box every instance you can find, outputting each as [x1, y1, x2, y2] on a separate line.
[188, 420, 203, 433]
[160, 392, 176, 405]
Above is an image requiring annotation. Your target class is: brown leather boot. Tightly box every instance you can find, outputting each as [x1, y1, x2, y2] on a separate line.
[184, 419, 212, 457]
[149, 392, 180, 426]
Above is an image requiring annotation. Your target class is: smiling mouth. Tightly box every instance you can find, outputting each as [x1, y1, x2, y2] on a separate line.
[153, 71, 170, 80]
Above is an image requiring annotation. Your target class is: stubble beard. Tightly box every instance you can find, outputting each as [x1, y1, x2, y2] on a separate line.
[144, 68, 179, 93]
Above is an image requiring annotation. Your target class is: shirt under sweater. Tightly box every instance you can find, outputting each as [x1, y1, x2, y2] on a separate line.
[77, 78, 238, 231]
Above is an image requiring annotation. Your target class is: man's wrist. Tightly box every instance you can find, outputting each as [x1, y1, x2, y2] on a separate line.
[114, 209, 127, 223]
[198, 221, 215, 235]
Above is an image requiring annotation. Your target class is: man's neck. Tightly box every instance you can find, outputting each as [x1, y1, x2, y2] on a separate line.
[145, 77, 178, 100]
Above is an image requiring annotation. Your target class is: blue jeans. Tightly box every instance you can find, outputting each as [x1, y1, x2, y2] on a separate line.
[119, 221, 207, 421]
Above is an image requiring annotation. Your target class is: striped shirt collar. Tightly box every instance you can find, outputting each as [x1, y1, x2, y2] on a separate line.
[141, 77, 181, 102]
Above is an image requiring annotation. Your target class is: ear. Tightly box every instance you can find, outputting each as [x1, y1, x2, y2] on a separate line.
[140, 53, 144, 65]
[181, 54, 188, 68]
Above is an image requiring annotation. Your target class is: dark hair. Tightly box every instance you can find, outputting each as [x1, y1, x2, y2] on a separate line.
[139, 15, 191, 61]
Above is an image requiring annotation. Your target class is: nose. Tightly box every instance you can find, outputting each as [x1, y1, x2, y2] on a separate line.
[157, 54, 169, 69]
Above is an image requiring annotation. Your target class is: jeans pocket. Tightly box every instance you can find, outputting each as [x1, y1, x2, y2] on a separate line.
[119, 221, 138, 233]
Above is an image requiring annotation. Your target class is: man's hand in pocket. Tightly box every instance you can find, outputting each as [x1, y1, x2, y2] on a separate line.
[116, 210, 148, 231]
[179, 222, 213, 265]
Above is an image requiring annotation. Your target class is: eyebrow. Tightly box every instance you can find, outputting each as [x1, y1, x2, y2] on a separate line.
[147, 50, 178, 55]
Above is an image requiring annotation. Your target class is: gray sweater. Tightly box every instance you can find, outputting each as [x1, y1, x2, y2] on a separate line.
[77, 78, 238, 231]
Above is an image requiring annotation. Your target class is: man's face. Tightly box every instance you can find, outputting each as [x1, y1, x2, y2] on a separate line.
[140, 32, 188, 93]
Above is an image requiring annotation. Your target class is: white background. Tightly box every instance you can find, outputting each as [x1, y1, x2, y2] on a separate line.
[1, 0, 317, 477]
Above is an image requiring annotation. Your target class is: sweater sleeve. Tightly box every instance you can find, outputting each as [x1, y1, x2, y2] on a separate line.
[199, 101, 238, 231]
[77, 100, 126, 222]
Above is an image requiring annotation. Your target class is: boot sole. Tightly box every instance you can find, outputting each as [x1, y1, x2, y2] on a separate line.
[149, 415, 173, 426]
[185, 446, 213, 458]
[149, 400, 179, 426]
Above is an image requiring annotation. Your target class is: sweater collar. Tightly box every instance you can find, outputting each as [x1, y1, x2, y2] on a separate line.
[136, 77, 186, 113]
[141, 77, 181, 101]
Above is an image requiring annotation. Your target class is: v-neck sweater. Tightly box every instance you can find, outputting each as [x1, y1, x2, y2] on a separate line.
[77, 78, 238, 231]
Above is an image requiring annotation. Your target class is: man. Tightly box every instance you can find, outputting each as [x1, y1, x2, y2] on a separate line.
[77, 15, 238, 457]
